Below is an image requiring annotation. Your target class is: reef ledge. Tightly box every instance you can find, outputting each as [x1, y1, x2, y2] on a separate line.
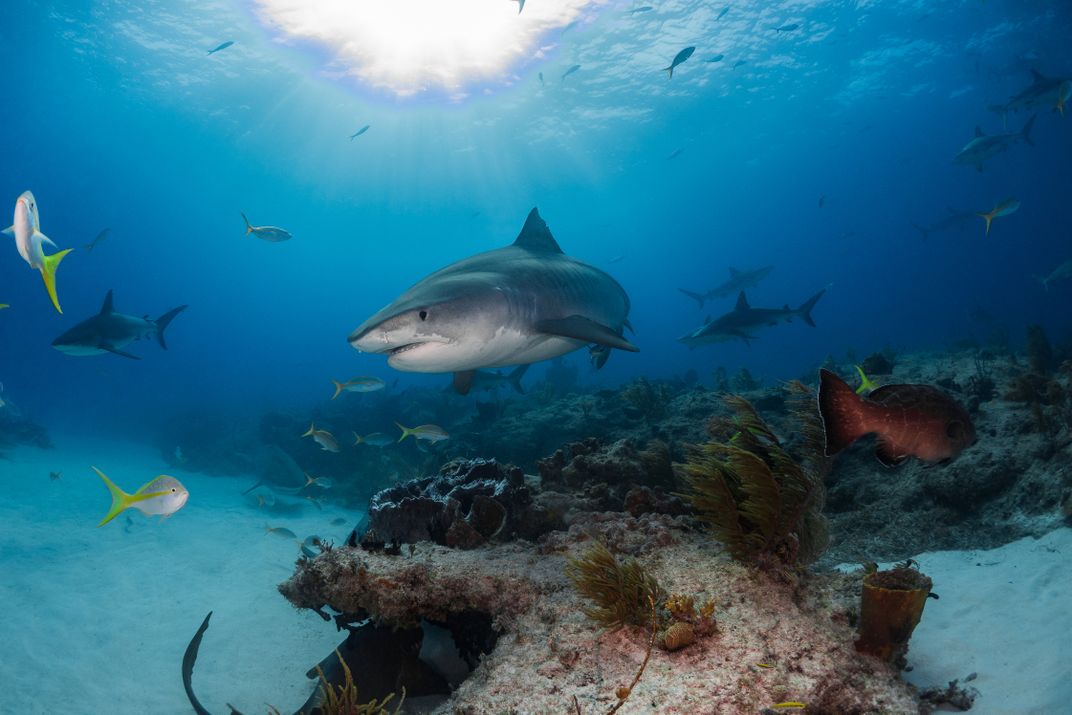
[280, 512, 920, 714]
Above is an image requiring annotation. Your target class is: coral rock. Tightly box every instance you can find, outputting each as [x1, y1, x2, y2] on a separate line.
[360, 458, 561, 549]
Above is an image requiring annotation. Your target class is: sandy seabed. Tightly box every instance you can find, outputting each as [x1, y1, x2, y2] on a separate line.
[0, 437, 350, 715]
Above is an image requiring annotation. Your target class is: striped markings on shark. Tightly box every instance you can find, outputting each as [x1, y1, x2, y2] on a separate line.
[348, 207, 637, 395]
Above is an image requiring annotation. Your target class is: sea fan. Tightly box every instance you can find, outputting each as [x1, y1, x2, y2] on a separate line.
[566, 542, 663, 631]
[679, 391, 829, 567]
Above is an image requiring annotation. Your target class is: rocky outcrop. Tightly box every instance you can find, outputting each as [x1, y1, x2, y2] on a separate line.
[358, 458, 565, 549]
[280, 516, 921, 714]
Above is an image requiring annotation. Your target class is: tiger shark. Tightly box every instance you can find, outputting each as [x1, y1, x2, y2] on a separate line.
[51, 289, 187, 359]
[348, 207, 638, 394]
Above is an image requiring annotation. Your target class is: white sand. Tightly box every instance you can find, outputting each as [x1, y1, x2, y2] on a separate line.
[897, 527, 1072, 715]
[0, 438, 354, 715]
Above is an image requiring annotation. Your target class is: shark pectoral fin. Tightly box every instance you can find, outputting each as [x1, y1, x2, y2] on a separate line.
[39, 248, 72, 314]
[536, 315, 639, 352]
[102, 344, 141, 360]
[453, 370, 476, 395]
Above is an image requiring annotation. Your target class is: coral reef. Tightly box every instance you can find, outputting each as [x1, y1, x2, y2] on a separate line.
[280, 516, 920, 714]
[619, 377, 673, 422]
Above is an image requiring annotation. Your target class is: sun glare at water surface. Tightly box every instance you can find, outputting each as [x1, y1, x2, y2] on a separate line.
[254, 0, 598, 99]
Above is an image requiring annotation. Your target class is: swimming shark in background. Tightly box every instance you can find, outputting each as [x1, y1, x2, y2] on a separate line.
[348, 207, 638, 395]
[678, 288, 826, 348]
[3, 191, 73, 313]
[953, 115, 1035, 171]
[454, 364, 530, 394]
[678, 265, 774, 309]
[992, 69, 1071, 118]
[1036, 258, 1072, 291]
[51, 290, 187, 359]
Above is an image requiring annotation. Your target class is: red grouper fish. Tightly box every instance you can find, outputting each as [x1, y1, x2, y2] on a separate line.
[817, 369, 977, 466]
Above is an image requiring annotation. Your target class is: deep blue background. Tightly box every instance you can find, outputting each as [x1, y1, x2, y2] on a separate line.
[1, 0, 1070, 439]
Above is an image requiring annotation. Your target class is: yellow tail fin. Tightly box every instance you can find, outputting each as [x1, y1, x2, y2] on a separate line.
[353, 431, 363, 445]
[976, 211, 994, 237]
[39, 248, 72, 314]
[331, 380, 345, 400]
[94, 466, 133, 527]
[395, 422, 412, 442]
[302, 423, 315, 437]
[241, 212, 253, 235]
[853, 365, 878, 395]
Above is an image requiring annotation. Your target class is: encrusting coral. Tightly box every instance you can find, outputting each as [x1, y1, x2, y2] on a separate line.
[678, 389, 829, 570]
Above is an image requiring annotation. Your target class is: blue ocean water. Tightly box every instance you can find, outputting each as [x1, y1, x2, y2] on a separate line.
[2, 0, 1069, 439]
[1, 1, 1071, 713]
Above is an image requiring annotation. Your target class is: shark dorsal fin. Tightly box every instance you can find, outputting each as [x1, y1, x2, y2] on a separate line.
[1030, 69, 1046, 83]
[100, 290, 115, 314]
[735, 291, 749, 311]
[728, 267, 740, 276]
[974, 126, 985, 138]
[513, 208, 563, 254]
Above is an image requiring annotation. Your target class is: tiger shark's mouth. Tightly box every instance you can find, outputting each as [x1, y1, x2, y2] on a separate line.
[388, 342, 427, 356]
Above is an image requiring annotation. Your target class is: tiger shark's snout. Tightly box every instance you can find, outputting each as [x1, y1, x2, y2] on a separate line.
[347, 311, 451, 366]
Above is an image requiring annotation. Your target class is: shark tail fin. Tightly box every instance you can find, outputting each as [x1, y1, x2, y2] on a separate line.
[678, 288, 705, 309]
[94, 467, 135, 527]
[154, 305, 188, 350]
[910, 222, 930, 241]
[240, 212, 253, 235]
[508, 364, 530, 394]
[39, 248, 73, 314]
[796, 289, 826, 328]
[1022, 114, 1037, 146]
[977, 211, 994, 237]
[331, 380, 345, 400]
